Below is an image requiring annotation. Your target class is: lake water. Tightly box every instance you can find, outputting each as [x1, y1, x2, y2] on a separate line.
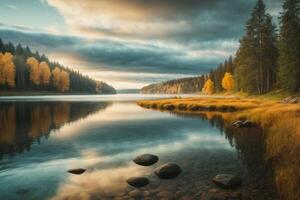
[0, 95, 298, 200]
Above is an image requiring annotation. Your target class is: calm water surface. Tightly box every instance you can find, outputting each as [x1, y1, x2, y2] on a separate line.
[0, 95, 298, 200]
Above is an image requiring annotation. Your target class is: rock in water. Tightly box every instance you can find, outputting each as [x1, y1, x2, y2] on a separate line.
[243, 120, 254, 128]
[67, 168, 86, 175]
[133, 154, 159, 166]
[126, 177, 150, 188]
[212, 174, 242, 189]
[232, 120, 244, 128]
[154, 163, 182, 179]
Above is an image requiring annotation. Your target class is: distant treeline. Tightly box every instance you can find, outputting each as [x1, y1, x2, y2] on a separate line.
[0, 39, 116, 94]
[141, 56, 235, 94]
[142, 0, 300, 95]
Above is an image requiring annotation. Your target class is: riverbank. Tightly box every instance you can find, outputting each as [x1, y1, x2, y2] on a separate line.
[137, 96, 300, 122]
[137, 96, 300, 200]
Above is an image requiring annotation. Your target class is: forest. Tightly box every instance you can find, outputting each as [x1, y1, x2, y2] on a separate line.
[142, 0, 300, 95]
[0, 39, 116, 94]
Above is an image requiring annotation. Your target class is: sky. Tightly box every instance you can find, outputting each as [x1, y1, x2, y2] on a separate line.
[0, 0, 282, 89]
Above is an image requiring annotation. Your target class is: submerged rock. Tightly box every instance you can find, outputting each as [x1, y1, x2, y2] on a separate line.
[154, 163, 182, 179]
[133, 154, 159, 166]
[67, 168, 86, 175]
[126, 177, 150, 188]
[212, 174, 242, 189]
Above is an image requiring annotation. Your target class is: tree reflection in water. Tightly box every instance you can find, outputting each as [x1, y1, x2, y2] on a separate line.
[168, 110, 300, 200]
[0, 102, 111, 159]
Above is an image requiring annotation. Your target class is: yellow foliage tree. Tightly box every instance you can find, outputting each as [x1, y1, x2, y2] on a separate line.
[202, 79, 214, 94]
[60, 70, 70, 92]
[52, 67, 70, 92]
[39, 61, 51, 85]
[0, 52, 15, 87]
[222, 72, 234, 91]
[0, 53, 4, 85]
[52, 67, 61, 89]
[26, 57, 40, 85]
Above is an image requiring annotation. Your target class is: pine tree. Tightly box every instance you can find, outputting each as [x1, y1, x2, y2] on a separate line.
[278, 0, 300, 92]
[235, 0, 278, 94]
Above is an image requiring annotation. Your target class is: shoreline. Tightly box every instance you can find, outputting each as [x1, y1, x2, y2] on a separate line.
[137, 96, 300, 127]
[0, 91, 116, 96]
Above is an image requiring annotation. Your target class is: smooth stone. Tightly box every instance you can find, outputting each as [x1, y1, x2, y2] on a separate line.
[154, 163, 182, 179]
[133, 154, 159, 166]
[212, 174, 242, 189]
[127, 177, 150, 188]
[67, 168, 86, 175]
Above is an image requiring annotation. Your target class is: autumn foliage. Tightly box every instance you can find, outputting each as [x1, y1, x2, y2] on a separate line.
[0, 39, 115, 94]
[26, 57, 51, 85]
[222, 72, 234, 91]
[0, 52, 15, 87]
[39, 61, 51, 85]
[52, 67, 70, 92]
[0, 54, 68, 92]
[202, 79, 214, 94]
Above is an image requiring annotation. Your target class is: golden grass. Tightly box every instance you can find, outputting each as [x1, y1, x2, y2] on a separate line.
[138, 97, 300, 200]
[138, 97, 279, 113]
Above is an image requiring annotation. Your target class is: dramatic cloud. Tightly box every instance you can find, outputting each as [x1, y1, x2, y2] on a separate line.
[46, 0, 253, 42]
[0, 27, 225, 74]
[0, 0, 283, 89]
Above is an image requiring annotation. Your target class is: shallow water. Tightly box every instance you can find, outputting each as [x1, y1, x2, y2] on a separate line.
[0, 95, 298, 200]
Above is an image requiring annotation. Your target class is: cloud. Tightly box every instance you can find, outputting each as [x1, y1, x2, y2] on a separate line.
[46, 0, 253, 42]
[0, 0, 283, 88]
[44, 0, 283, 52]
[0, 27, 226, 75]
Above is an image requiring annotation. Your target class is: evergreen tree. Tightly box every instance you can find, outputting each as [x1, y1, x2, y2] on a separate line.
[0, 38, 116, 94]
[278, 0, 300, 92]
[235, 0, 278, 94]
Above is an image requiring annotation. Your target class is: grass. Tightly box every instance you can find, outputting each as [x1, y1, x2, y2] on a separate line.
[138, 97, 278, 112]
[138, 96, 300, 200]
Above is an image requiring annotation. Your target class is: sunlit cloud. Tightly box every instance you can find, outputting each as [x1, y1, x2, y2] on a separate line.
[0, 0, 283, 89]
